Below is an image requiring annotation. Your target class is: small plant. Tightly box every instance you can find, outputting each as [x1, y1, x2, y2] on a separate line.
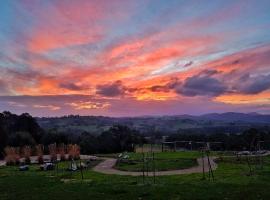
[58, 143, 66, 161]
[36, 144, 44, 164]
[4, 146, 20, 166]
[22, 146, 32, 164]
[74, 144, 80, 160]
[48, 143, 57, 162]
[67, 144, 80, 160]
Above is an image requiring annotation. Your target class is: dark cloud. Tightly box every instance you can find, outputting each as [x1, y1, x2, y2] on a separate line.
[149, 77, 181, 92]
[150, 85, 169, 92]
[231, 60, 240, 65]
[198, 69, 220, 76]
[166, 77, 182, 89]
[0, 80, 10, 95]
[147, 72, 227, 97]
[96, 80, 126, 97]
[183, 61, 193, 68]
[5, 68, 46, 81]
[59, 82, 88, 91]
[177, 75, 227, 97]
[238, 73, 250, 82]
[238, 74, 270, 94]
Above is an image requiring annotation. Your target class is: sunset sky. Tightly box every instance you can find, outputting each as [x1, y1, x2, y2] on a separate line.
[0, 0, 270, 117]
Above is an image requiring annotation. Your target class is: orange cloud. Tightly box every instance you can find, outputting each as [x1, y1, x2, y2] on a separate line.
[33, 104, 61, 111]
[66, 101, 110, 110]
[215, 91, 270, 105]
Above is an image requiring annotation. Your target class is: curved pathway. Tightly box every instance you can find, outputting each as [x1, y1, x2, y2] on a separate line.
[93, 157, 217, 176]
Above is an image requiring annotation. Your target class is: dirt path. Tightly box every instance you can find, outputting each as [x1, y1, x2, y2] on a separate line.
[0, 160, 5, 167]
[93, 157, 217, 176]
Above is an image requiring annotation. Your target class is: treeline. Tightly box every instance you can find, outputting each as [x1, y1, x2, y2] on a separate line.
[0, 111, 43, 157]
[0, 111, 145, 158]
[167, 128, 270, 151]
[2, 111, 270, 157]
[176, 125, 255, 135]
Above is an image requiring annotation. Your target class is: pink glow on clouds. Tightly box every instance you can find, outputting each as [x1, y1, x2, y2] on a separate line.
[0, 0, 270, 116]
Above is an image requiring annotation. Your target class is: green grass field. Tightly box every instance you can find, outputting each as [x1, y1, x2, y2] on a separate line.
[115, 152, 199, 171]
[1, 152, 270, 200]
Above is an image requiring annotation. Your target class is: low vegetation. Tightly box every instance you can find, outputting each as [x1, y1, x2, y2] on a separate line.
[1, 152, 270, 200]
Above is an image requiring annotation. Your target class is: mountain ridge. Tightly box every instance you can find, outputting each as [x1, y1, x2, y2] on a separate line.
[36, 112, 270, 135]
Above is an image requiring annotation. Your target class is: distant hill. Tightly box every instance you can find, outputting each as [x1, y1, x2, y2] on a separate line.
[36, 112, 270, 136]
[198, 112, 270, 123]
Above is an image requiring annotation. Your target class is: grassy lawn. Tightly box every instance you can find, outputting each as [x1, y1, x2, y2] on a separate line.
[1, 153, 270, 200]
[115, 158, 197, 171]
[124, 151, 202, 159]
[115, 152, 199, 171]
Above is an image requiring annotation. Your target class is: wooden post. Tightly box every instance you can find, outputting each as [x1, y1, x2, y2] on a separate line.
[246, 156, 252, 175]
[146, 152, 149, 177]
[153, 152, 156, 184]
[259, 142, 263, 169]
[80, 159, 84, 180]
[56, 160, 59, 176]
[206, 151, 214, 180]
[70, 160, 73, 177]
[142, 153, 145, 184]
[201, 149, 205, 180]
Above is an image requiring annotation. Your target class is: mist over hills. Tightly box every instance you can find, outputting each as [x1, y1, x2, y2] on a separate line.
[36, 112, 270, 136]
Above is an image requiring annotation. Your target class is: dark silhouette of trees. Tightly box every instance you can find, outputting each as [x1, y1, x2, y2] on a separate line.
[79, 132, 99, 154]
[1, 111, 270, 158]
[0, 111, 43, 157]
[7, 131, 36, 146]
[0, 112, 145, 156]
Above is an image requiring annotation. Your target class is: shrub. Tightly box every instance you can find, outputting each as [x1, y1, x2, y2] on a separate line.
[48, 143, 57, 162]
[58, 143, 66, 161]
[67, 144, 80, 160]
[36, 144, 44, 164]
[4, 146, 20, 165]
[21, 146, 32, 164]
